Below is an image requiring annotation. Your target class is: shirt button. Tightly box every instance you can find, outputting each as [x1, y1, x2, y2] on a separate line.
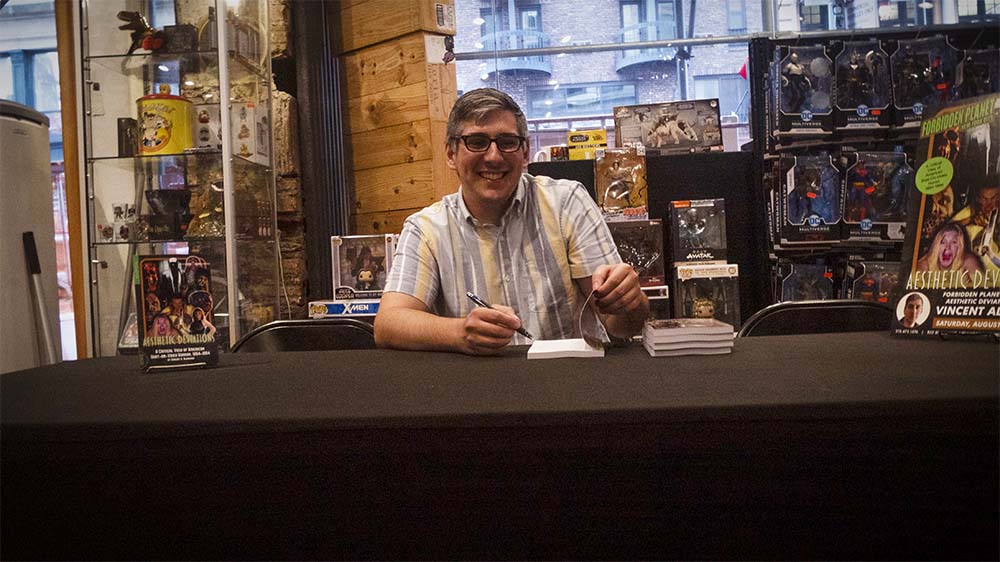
[504, 275, 510, 282]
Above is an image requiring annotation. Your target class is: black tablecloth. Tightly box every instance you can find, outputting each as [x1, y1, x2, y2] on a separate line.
[2, 332, 998, 560]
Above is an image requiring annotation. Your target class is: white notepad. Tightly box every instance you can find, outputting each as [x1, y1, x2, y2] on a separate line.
[527, 338, 605, 359]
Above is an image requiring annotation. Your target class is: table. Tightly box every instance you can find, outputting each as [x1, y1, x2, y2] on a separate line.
[2, 332, 997, 560]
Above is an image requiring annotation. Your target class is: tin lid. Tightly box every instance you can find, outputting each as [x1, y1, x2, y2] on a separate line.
[138, 84, 191, 103]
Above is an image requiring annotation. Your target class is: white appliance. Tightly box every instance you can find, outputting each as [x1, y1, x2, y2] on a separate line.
[1, 100, 62, 373]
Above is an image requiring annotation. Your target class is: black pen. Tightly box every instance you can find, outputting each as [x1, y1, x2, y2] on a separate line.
[466, 291, 534, 340]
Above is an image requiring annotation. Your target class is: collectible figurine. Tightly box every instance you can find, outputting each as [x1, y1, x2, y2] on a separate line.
[871, 158, 910, 220]
[601, 159, 634, 209]
[838, 51, 875, 108]
[651, 114, 698, 146]
[678, 207, 707, 249]
[788, 167, 836, 224]
[927, 55, 952, 104]
[894, 45, 932, 106]
[116, 11, 166, 55]
[692, 298, 715, 319]
[958, 52, 995, 98]
[846, 160, 877, 222]
[356, 267, 376, 291]
[782, 53, 813, 113]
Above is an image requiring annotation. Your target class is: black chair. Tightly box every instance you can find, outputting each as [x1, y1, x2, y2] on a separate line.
[738, 299, 894, 337]
[231, 318, 376, 352]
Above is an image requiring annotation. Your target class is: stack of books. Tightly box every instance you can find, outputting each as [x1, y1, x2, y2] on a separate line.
[642, 318, 735, 357]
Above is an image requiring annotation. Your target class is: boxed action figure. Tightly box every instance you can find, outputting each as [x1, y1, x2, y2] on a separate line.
[613, 99, 723, 155]
[607, 219, 665, 287]
[674, 263, 741, 329]
[331, 234, 395, 300]
[840, 151, 912, 243]
[832, 40, 892, 130]
[956, 48, 999, 100]
[779, 262, 834, 301]
[779, 153, 842, 245]
[775, 44, 835, 136]
[594, 147, 648, 221]
[845, 260, 900, 303]
[890, 36, 959, 128]
[567, 129, 607, 160]
[669, 198, 727, 264]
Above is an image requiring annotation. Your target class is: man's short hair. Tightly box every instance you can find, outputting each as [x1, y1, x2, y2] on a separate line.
[446, 88, 528, 148]
[906, 293, 922, 305]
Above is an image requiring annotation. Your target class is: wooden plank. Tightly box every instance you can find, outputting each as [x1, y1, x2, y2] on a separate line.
[353, 160, 438, 215]
[342, 33, 429, 100]
[350, 118, 440, 171]
[337, 0, 455, 54]
[346, 81, 435, 135]
[351, 208, 420, 236]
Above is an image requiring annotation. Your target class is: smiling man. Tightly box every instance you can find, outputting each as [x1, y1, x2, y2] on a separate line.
[374, 88, 648, 355]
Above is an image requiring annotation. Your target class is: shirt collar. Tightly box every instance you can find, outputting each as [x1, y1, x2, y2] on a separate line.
[457, 173, 527, 227]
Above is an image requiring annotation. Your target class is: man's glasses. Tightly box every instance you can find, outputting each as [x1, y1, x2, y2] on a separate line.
[453, 134, 526, 153]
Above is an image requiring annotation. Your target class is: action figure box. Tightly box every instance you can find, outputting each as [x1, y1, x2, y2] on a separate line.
[135, 254, 219, 371]
[567, 129, 607, 160]
[892, 93, 1000, 338]
[674, 263, 741, 329]
[613, 99, 723, 155]
[607, 219, 665, 287]
[594, 147, 648, 221]
[955, 48, 999, 100]
[774, 44, 835, 136]
[889, 35, 959, 129]
[643, 285, 671, 320]
[839, 151, 912, 243]
[845, 260, 900, 303]
[778, 262, 834, 302]
[779, 153, 842, 245]
[669, 198, 727, 264]
[832, 40, 892, 131]
[331, 234, 395, 300]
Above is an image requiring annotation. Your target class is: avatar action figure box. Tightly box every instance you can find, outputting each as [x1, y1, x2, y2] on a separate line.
[892, 93, 1000, 338]
[669, 198, 727, 264]
[594, 147, 648, 221]
[607, 219, 665, 287]
[135, 254, 218, 371]
[331, 234, 395, 300]
[613, 99, 723, 155]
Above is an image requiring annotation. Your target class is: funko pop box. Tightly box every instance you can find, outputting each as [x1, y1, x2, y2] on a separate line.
[331, 234, 396, 301]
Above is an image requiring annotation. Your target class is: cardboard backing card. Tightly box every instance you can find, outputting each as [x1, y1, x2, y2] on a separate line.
[780, 153, 842, 245]
[607, 219, 665, 286]
[832, 40, 892, 130]
[890, 35, 960, 129]
[674, 263, 741, 329]
[775, 45, 835, 136]
[840, 150, 912, 243]
[594, 147, 648, 221]
[670, 198, 727, 263]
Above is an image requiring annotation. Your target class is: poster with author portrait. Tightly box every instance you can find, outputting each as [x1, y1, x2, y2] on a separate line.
[892, 93, 1000, 337]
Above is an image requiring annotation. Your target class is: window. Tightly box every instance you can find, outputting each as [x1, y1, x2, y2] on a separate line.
[527, 83, 637, 119]
[695, 74, 750, 123]
[1, 49, 61, 155]
[800, 5, 830, 31]
[0, 55, 12, 100]
[958, 0, 1000, 20]
[727, 0, 747, 33]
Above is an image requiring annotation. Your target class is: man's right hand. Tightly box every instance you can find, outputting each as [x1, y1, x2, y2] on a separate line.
[458, 304, 521, 355]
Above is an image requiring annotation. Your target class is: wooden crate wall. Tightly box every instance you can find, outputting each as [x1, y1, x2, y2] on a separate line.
[335, 0, 459, 235]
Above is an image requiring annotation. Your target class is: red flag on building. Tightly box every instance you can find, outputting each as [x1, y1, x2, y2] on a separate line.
[738, 57, 748, 80]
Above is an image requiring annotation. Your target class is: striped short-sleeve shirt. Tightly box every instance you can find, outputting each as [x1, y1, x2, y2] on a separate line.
[384, 173, 622, 344]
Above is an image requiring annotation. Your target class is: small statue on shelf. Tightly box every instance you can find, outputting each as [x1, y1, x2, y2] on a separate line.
[838, 50, 879, 108]
[116, 11, 166, 55]
[185, 183, 225, 240]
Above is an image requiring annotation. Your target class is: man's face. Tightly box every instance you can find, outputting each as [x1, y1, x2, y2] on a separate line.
[904, 297, 922, 323]
[447, 110, 528, 220]
[976, 187, 999, 216]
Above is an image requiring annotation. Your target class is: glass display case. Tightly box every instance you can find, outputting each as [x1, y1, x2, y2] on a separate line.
[81, 0, 278, 356]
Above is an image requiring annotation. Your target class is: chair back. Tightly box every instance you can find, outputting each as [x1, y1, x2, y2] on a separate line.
[232, 318, 376, 352]
[738, 299, 894, 337]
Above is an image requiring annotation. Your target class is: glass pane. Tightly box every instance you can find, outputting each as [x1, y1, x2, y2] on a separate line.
[0, 56, 12, 100]
[31, 51, 60, 112]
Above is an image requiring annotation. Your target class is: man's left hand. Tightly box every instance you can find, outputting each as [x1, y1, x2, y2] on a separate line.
[590, 263, 646, 315]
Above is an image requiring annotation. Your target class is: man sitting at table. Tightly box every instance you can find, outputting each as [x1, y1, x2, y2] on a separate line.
[374, 88, 649, 355]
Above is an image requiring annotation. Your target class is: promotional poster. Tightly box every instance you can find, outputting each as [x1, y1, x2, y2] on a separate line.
[893, 94, 1000, 337]
[137, 254, 219, 370]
